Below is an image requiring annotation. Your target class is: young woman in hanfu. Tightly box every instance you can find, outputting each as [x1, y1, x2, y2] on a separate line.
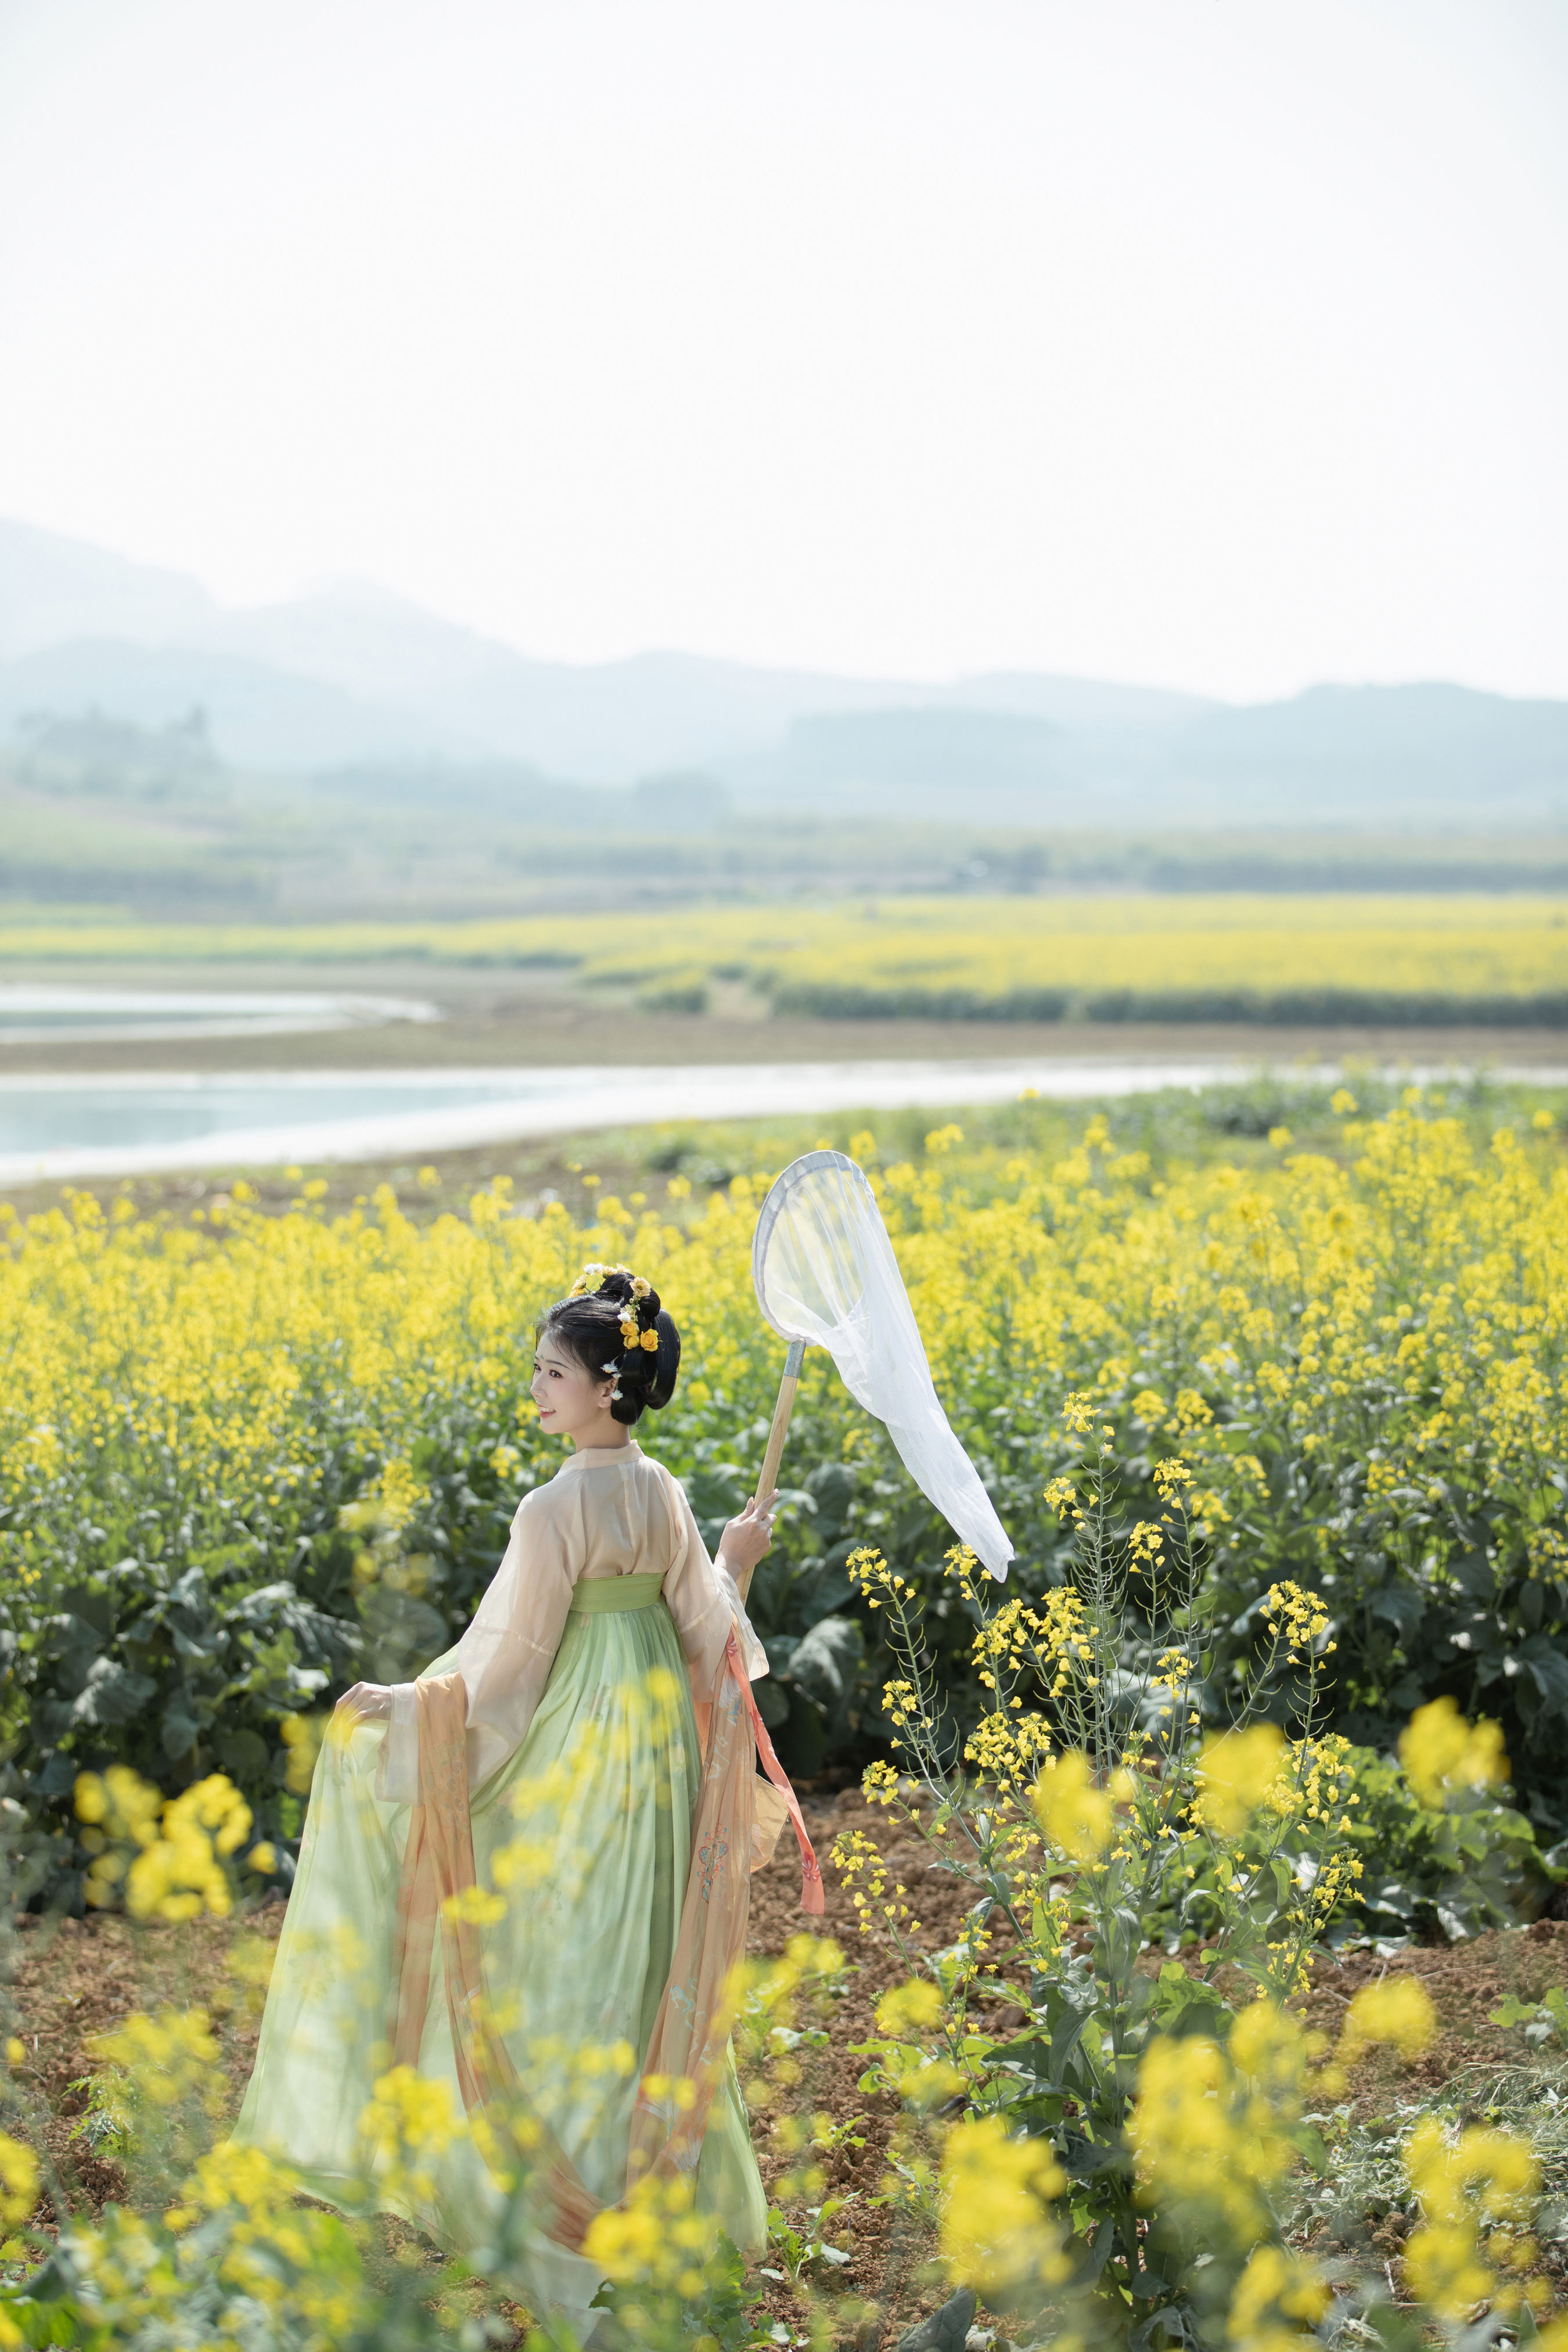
[231, 1263, 821, 2328]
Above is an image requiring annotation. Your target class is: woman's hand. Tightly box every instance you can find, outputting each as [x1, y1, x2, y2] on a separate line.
[337, 1682, 393, 1720]
[717, 1492, 777, 1580]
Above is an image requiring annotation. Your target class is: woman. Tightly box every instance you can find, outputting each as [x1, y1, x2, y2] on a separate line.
[231, 1263, 818, 2327]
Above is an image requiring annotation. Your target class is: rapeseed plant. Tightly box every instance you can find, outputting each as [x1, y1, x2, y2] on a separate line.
[832, 1409, 1558, 2345]
[2, 1738, 1564, 2351]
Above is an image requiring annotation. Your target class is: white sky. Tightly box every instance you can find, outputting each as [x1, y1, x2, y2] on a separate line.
[0, 0, 1565, 702]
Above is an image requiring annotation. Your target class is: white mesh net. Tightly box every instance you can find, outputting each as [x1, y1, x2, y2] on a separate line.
[751, 1150, 1013, 1578]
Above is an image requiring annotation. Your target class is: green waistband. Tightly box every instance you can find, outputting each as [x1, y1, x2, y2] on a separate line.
[568, 1573, 666, 1614]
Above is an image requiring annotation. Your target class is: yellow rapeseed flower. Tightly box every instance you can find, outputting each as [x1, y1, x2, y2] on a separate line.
[1336, 1976, 1437, 2070]
[1403, 2114, 1540, 2321]
[1196, 1724, 1286, 1838]
[0, 2129, 39, 2227]
[875, 1979, 944, 2040]
[1031, 1749, 1113, 1864]
[89, 2008, 222, 2112]
[1399, 1696, 1508, 1810]
[941, 2114, 1067, 2292]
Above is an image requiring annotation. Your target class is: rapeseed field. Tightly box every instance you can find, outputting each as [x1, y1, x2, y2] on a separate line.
[3, 893, 1567, 1019]
[3, 1088, 1565, 1853]
[5, 1091, 1568, 2349]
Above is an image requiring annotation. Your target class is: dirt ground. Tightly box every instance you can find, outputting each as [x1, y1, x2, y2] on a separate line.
[6, 1794, 1568, 2342]
[5, 947, 1566, 1080]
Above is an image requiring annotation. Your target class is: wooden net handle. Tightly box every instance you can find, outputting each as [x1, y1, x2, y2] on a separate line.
[738, 1339, 805, 1604]
[758, 1338, 806, 1500]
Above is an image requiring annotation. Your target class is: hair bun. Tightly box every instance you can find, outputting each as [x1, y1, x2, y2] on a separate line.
[604, 1271, 663, 1346]
[606, 1290, 678, 1414]
[544, 1265, 679, 1425]
[640, 1307, 680, 1412]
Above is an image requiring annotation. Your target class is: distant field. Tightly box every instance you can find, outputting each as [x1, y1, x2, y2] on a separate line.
[2, 893, 1566, 1023]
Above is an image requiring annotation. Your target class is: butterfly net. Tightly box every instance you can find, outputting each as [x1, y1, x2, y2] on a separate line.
[751, 1150, 1013, 1578]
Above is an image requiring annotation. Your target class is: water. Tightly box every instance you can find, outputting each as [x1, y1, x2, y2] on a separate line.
[8, 1051, 1551, 1186]
[0, 1059, 1250, 1182]
[0, 985, 441, 1042]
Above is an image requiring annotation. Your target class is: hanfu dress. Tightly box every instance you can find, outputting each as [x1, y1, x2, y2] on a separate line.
[231, 1441, 819, 2328]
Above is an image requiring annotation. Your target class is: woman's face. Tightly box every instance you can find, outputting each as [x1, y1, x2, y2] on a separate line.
[530, 1330, 618, 1444]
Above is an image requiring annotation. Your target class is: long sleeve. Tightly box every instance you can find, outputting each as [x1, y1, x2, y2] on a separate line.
[659, 1469, 769, 1699]
[378, 1486, 579, 1804]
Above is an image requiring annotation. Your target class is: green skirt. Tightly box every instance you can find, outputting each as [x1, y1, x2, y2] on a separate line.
[231, 1579, 766, 2322]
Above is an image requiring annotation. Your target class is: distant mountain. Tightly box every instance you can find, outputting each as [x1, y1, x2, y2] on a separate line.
[207, 607, 1213, 779]
[0, 517, 217, 660]
[931, 672, 1209, 731]
[1174, 684, 1568, 804]
[2, 516, 1565, 822]
[779, 707, 1076, 794]
[0, 517, 1222, 778]
[0, 639, 474, 771]
[729, 683, 1568, 825]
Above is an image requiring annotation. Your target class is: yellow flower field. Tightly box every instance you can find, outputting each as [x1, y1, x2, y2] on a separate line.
[4, 1092, 1568, 2350]
[2, 1088, 1565, 1857]
[2, 893, 1566, 1016]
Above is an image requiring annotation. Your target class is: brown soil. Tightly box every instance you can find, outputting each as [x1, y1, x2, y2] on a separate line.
[1293, 1916, 1568, 2108]
[6, 1815, 1567, 2343]
[746, 1789, 981, 2340]
[0, 1794, 958, 2343]
[3, 948, 1562, 1080]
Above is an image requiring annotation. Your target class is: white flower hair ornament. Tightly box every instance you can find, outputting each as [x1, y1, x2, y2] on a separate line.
[568, 1261, 630, 1298]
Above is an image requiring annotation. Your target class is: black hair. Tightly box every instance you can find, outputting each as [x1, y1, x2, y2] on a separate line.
[537, 1269, 681, 1427]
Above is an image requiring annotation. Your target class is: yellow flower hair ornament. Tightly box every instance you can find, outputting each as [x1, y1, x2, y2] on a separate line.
[569, 1262, 659, 1357]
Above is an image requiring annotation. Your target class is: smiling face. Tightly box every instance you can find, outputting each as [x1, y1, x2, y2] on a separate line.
[530, 1330, 626, 1449]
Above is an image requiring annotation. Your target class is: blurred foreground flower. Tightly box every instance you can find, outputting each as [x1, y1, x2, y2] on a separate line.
[358, 2064, 467, 2206]
[1031, 1747, 1113, 1864]
[941, 2114, 1067, 2296]
[75, 1767, 251, 1921]
[0, 2128, 39, 2227]
[1196, 1722, 1285, 1839]
[1404, 2113, 1542, 2321]
[584, 2172, 718, 2297]
[88, 2008, 223, 2115]
[1399, 1695, 1508, 1811]
[1225, 2242, 1329, 2349]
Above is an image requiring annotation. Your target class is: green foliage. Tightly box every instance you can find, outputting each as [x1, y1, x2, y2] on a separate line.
[761, 2200, 855, 2283]
[0, 1386, 534, 1907]
[1491, 1988, 1568, 2051]
[1332, 1743, 1555, 1939]
[774, 980, 1568, 1026]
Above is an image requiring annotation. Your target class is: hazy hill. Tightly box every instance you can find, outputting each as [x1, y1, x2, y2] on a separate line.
[0, 517, 216, 659]
[778, 707, 1076, 795]
[1, 517, 1565, 826]
[1175, 683, 1568, 805]
[0, 517, 1220, 778]
[0, 637, 474, 771]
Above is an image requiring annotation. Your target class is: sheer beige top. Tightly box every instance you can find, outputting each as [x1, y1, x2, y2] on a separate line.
[379, 1441, 766, 1804]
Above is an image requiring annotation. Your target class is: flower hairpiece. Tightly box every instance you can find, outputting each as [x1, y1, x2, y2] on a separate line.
[569, 1261, 631, 1298]
[570, 1262, 659, 1356]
